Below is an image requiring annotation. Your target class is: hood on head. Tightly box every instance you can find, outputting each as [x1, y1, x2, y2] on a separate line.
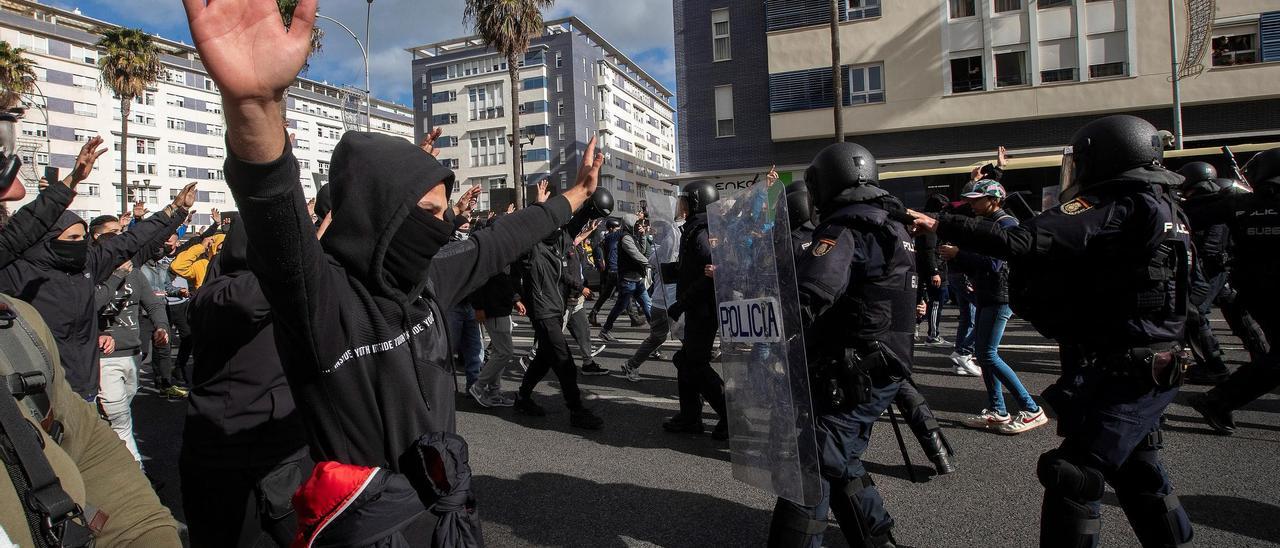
[209, 215, 249, 279]
[321, 131, 456, 298]
[617, 213, 639, 232]
[314, 183, 332, 221]
[23, 211, 88, 268]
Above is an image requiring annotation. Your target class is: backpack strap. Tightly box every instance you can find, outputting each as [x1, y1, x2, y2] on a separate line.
[0, 296, 54, 429]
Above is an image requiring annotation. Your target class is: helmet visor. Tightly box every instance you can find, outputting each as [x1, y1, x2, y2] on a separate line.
[1058, 146, 1077, 201]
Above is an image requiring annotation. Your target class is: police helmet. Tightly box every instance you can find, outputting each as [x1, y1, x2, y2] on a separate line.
[605, 218, 622, 230]
[1060, 115, 1164, 201]
[1177, 162, 1217, 186]
[784, 180, 813, 231]
[805, 142, 885, 213]
[1243, 147, 1280, 193]
[585, 188, 614, 220]
[680, 180, 719, 215]
[1213, 177, 1251, 195]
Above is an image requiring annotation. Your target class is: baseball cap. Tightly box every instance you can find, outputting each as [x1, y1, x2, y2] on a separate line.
[962, 179, 1006, 200]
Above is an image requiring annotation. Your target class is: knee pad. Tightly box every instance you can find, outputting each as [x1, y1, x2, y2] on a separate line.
[767, 498, 827, 548]
[829, 475, 895, 548]
[1037, 450, 1105, 502]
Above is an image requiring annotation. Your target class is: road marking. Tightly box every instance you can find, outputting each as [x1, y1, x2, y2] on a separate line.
[584, 394, 679, 405]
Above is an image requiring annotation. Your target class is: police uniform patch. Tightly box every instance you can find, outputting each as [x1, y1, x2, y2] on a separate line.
[1060, 198, 1092, 215]
[812, 239, 837, 256]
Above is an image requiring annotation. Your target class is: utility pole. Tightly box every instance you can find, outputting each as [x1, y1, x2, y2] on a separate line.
[1168, 0, 1184, 149]
[830, 0, 844, 143]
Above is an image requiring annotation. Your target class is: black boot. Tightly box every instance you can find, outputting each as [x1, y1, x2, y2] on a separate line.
[918, 430, 956, 475]
[1188, 393, 1235, 435]
[663, 413, 705, 434]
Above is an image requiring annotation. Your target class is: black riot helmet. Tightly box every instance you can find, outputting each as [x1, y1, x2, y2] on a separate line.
[785, 180, 813, 231]
[1177, 162, 1217, 186]
[680, 180, 719, 215]
[1059, 115, 1164, 201]
[605, 218, 621, 230]
[585, 188, 614, 220]
[805, 142, 884, 214]
[1243, 147, 1280, 194]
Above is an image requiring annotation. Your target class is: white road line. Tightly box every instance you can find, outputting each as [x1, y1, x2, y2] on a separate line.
[584, 394, 680, 405]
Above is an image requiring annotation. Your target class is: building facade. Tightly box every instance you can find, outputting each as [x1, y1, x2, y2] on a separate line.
[1, 0, 414, 225]
[409, 17, 677, 213]
[674, 0, 1280, 187]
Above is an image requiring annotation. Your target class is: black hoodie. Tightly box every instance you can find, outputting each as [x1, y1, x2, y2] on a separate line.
[0, 207, 185, 398]
[224, 132, 573, 471]
[0, 182, 75, 270]
[182, 219, 305, 468]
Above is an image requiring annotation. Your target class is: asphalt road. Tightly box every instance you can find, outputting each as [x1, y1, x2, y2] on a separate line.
[135, 307, 1280, 547]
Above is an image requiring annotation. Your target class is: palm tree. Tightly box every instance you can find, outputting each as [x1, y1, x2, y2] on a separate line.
[464, 0, 555, 207]
[97, 28, 162, 214]
[277, 0, 324, 72]
[0, 41, 37, 111]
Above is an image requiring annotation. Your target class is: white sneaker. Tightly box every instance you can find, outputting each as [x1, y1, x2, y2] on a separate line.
[961, 409, 1011, 430]
[591, 344, 607, 357]
[998, 409, 1049, 435]
[926, 336, 951, 347]
[948, 351, 967, 366]
[961, 356, 981, 376]
[619, 362, 641, 382]
[950, 352, 981, 376]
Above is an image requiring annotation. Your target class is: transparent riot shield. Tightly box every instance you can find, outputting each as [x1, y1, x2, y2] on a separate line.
[645, 190, 679, 312]
[706, 181, 821, 506]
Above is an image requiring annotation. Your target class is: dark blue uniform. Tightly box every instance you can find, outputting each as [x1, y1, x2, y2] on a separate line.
[769, 201, 916, 548]
[936, 169, 1194, 548]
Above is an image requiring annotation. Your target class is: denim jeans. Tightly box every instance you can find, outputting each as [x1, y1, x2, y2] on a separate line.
[447, 303, 484, 389]
[603, 278, 652, 331]
[949, 275, 976, 355]
[974, 303, 1038, 415]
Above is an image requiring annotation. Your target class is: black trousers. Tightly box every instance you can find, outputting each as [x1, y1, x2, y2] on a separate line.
[519, 315, 583, 408]
[180, 450, 308, 548]
[894, 380, 940, 438]
[1206, 291, 1280, 411]
[672, 311, 726, 420]
[591, 271, 619, 315]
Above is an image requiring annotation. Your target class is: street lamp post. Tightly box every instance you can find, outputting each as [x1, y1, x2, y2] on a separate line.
[365, 0, 373, 131]
[315, 11, 371, 131]
[508, 132, 535, 208]
[19, 75, 51, 186]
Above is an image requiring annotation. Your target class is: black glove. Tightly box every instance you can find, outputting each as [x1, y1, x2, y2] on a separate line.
[668, 300, 685, 322]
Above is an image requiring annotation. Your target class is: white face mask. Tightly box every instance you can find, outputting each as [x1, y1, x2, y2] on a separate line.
[453, 230, 470, 241]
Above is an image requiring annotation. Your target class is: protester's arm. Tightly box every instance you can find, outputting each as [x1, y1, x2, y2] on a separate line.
[918, 213, 1038, 259]
[95, 271, 127, 311]
[89, 186, 193, 283]
[0, 137, 106, 268]
[620, 234, 649, 268]
[8, 297, 180, 546]
[133, 270, 169, 331]
[168, 243, 206, 283]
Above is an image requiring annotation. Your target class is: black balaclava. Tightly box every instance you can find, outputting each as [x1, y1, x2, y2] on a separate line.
[383, 207, 454, 294]
[48, 238, 88, 272]
[452, 214, 471, 242]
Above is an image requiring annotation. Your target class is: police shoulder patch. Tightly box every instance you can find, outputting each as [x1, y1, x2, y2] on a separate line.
[812, 238, 837, 257]
[1060, 198, 1093, 215]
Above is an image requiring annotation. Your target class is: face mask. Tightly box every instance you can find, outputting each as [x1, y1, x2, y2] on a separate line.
[453, 229, 470, 241]
[48, 239, 88, 272]
[383, 207, 454, 294]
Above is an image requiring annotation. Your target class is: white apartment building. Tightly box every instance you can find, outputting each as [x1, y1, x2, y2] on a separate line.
[409, 17, 677, 213]
[1, 0, 414, 226]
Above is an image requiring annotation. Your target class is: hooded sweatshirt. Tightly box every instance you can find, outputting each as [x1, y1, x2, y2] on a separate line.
[224, 132, 574, 471]
[182, 220, 305, 468]
[0, 182, 75, 270]
[0, 207, 186, 398]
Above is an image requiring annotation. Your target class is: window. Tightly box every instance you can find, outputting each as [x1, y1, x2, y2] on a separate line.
[209, 191, 227, 204]
[467, 83, 504, 121]
[714, 85, 734, 138]
[846, 0, 880, 20]
[73, 101, 96, 117]
[950, 0, 976, 18]
[295, 138, 310, 151]
[207, 124, 224, 136]
[950, 55, 984, 93]
[994, 51, 1028, 87]
[555, 51, 563, 67]
[72, 74, 96, 89]
[168, 118, 186, 131]
[468, 128, 506, 168]
[431, 90, 456, 103]
[82, 184, 99, 196]
[299, 159, 310, 170]
[1212, 28, 1258, 66]
[169, 166, 187, 177]
[169, 142, 187, 154]
[206, 103, 222, 114]
[1088, 62, 1126, 78]
[555, 76, 563, 92]
[1040, 68, 1076, 82]
[21, 122, 46, 138]
[846, 64, 885, 105]
[712, 9, 731, 62]
[994, 0, 1021, 13]
[557, 100, 565, 116]
[73, 129, 94, 142]
[207, 146, 224, 159]
[1038, 0, 1071, 8]
[317, 160, 329, 175]
[558, 124, 565, 141]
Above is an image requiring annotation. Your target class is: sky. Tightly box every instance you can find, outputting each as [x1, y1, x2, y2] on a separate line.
[57, 0, 677, 108]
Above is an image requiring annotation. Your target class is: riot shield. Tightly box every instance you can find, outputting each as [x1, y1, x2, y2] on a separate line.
[645, 190, 679, 312]
[706, 181, 821, 506]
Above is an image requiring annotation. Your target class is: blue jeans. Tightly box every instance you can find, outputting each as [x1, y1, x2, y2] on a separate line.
[975, 303, 1037, 415]
[447, 303, 484, 389]
[603, 278, 652, 331]
[949, 275, 976, 355]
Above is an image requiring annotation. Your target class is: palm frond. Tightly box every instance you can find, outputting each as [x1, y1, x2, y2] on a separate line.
[95, 27, 163, 100]
[0, 41, 38, 109]
[463, 0, 556, 59]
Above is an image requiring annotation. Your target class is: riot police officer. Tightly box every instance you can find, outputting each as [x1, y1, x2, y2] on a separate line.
[1187, 147, 1280, 434]
[768, 143, 914, 547]
[1178, 162, 1232, 384]
[665, 180, 728, 439]
[911, 115, 1194, 548]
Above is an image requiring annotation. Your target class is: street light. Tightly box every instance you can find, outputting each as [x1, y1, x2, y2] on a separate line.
[19, 75, 51, 187]
[315, 10, 371, 131]
[508, 131, 536, 208]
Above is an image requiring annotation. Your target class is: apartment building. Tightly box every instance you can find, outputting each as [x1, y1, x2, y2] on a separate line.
[1, 0, 414, 225]
[409, 17, 677, 213]
[674, 0, 1280, 189]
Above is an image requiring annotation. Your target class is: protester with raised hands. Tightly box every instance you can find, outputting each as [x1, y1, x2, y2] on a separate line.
[0, 142, 193, 400]
[0, 136, 105, 268]
[182, 0, 605, 544]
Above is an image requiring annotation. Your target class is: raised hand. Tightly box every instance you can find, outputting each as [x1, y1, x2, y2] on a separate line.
[452, 185, 481, 218]
[907, 209, 938, 234]
[182, 0, 314, 107]
[172, 182, 198, 210]
[210, 207, 221, 226]
[419, 127, 444, 158]
[560, 137, 605, 212]
[765, 165, 779, 187]
[67, 136, 108, 188]
[535, 180, 550, 205]
[505, 203, 515, 214]
[132, 200, 147, 219]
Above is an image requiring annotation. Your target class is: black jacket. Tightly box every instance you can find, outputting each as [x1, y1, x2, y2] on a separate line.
[0, 207, 185, 398]
[181, 220, 305, 468]
[674, 212, 716, 318]
[224, 132, 572, 471]
[523, 235, 567, 321]
[948, 210, 1018, 306]
[471, 266, 520, 318]
[0, 182, 75, 270]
